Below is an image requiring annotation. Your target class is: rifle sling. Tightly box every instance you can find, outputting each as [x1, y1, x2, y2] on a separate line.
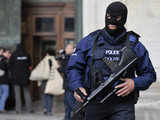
[90, 31, 101, 91]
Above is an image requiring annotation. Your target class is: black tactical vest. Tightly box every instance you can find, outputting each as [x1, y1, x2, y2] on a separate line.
[89, 30, 139, 91]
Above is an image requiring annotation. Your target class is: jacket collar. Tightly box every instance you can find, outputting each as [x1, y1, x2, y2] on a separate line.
[100, 28, 127, 45]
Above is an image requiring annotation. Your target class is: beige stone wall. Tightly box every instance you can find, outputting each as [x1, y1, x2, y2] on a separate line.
[83, 0, 106, 37]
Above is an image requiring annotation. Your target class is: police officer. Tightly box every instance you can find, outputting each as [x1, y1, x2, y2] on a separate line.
[68, 1, 156, 120]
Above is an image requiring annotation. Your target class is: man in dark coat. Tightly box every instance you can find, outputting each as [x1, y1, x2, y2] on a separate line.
[59, 44, 75, 120]
[9, 44, 33, 113]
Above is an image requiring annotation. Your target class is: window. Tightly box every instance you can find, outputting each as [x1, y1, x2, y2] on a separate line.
[35, 17, 54, 33]
[64, 17, 75, 32]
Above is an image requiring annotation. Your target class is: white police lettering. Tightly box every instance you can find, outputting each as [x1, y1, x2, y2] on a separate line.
[72, 53, 77, 56]
[106, 57, 120, 61]
[105, 50, 120, 55]
[105, 49, 121, 62]
[17, 56, 28, 60]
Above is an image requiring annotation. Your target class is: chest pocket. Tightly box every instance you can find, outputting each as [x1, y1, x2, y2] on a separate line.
[93, 47, 111, 76]
[93, 47, 104, 60]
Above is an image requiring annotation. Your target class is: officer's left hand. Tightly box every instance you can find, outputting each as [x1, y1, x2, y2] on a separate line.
[115, 78, 135, 97]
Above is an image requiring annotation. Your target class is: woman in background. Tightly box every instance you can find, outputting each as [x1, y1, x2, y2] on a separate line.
[40, 49, 58, 116]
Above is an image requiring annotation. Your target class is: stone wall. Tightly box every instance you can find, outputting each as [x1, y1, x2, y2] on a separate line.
[0, 0, 21, 49]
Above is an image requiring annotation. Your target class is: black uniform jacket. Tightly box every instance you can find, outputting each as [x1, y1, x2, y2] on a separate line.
[9, 51, 31, 86]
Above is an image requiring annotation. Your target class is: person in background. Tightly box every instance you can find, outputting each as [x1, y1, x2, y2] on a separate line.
[0, 47, 5, 60]
[0, 47, 5, 54]
[40, 48, 57, 116]
[5, 49, 15, 111]
[9, 44, 33, 113]
[0, 48, 10, 113]
[4, 49, 11, 60]
[59, 43, 75, 120]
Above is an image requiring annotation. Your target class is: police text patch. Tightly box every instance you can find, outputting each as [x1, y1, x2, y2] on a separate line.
[104, 49, 121, 62]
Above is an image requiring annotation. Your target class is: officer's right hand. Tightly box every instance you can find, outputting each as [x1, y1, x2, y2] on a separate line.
[74, 87, 87, 103]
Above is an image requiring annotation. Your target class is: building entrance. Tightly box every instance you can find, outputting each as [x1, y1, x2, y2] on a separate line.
[21, 1, 75, 100]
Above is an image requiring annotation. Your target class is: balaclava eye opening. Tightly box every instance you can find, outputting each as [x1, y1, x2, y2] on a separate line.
[105, 1, 128, 36]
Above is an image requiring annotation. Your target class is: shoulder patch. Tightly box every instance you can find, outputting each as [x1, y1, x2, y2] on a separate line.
[128, 31, 140, 43]
[129, 35, 137, 42]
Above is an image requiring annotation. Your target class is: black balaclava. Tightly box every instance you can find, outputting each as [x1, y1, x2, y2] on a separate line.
[105, 2, 128, 37]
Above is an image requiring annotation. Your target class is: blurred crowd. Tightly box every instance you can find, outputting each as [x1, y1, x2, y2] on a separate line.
[0, 43, 75, 120]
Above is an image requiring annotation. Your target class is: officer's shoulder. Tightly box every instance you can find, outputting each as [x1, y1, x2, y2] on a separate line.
[127, 31, 140, 44]
[87, 29, 102, 45]
[89, 29, 102, 37]
[82, 29, 101, 42]
[77, 29, 101, 50]
[128, 32, 148, 57]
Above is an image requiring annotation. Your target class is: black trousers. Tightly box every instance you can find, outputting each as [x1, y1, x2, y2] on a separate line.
[85, 95, 135, 120]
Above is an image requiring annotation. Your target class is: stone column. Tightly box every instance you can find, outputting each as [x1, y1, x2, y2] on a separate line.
[75, 0, 83, 42]
[0, 0, 21, 50]
[83, 0, 105, 37]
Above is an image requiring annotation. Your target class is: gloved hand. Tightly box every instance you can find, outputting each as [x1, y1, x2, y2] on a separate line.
[74, 87, 87, 103]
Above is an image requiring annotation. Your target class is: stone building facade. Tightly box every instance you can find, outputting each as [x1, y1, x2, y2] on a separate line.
[0, 0, 21, 49]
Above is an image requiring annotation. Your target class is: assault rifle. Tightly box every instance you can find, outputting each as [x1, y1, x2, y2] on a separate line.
[71, 46, 138, 120]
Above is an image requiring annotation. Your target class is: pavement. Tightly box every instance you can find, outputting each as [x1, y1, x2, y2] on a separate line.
[0, 96, 65, 120]
[0, 113, 64, 120]
[135, 82, 160, 120]
[0, 82, 160, 120]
